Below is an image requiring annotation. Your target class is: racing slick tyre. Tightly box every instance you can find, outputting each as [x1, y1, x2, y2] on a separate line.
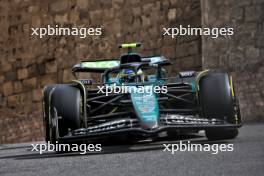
[49, 85, 82, 143]
[205, 128, 238, 141]
[42, 84, 59, 142]
[199, 72, 238, 140]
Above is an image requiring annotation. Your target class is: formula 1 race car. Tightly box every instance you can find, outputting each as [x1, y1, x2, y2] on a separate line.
[42, 43, 242, 144]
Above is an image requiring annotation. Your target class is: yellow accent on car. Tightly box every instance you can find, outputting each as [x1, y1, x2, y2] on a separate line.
[72, 80, 87, 128]
[230, 76, 235, 97]
[196, 70, 210, 84]
[195, 70, 210, 98]
[120, 43, 140, 48]
[235, 114, 238, 124]
[110, 107, 118, 113]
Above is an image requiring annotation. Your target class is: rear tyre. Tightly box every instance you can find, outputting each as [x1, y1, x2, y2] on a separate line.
[199, 72, 239, 140]
[49, 85, 82, 143]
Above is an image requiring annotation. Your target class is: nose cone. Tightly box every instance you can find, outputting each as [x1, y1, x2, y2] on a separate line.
[130, 86, 159, 129]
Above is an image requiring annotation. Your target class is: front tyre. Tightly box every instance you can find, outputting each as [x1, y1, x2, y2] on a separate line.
[49, 85, 82, 143]
[42, 85, 59, 142]
[199, 72, 240, 140]
[205, 128, 238, 141]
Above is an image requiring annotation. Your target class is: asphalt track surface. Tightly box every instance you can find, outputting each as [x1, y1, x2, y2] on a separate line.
[0, 124, 263, 176]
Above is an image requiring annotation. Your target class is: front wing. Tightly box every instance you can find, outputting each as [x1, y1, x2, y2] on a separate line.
[58, 114, 241, 143]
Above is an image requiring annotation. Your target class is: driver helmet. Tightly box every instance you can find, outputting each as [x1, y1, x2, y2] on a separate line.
[118, 69, 144, 82]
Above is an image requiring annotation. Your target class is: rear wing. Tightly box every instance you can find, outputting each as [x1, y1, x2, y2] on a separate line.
[72, 56, 171, 73]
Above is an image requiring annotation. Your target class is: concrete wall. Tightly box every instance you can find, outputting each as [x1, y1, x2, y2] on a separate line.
[0, 0, 202, 143]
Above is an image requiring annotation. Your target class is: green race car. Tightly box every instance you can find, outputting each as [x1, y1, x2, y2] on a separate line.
[42, 43, 242, 144]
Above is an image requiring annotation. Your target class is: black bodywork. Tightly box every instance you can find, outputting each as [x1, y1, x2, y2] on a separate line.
[43, 51, 242, 143]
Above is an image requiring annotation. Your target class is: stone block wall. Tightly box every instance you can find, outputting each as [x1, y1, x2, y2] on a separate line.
[0, 0, 202, 143]
[201, 0, 264, 122]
